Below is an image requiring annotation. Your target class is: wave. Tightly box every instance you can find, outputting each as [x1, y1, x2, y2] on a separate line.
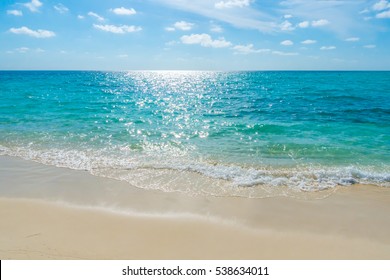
[1, 144, 389, 199]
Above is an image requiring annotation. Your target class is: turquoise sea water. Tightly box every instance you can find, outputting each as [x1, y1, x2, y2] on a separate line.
[0, 71, 389, 197]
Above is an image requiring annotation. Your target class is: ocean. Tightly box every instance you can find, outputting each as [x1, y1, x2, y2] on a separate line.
[0, 71, 389, 198]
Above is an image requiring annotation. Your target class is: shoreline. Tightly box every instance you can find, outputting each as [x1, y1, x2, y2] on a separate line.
[1, 155, 390, 259]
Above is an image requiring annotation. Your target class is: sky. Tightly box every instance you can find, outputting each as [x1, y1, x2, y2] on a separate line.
[1, 0, 390, 70]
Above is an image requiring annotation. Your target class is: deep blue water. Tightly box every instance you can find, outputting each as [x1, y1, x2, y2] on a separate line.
[0, 71, 389, 196]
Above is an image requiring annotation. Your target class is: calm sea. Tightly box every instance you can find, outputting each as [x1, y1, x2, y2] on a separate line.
[1, 71, 389, 197]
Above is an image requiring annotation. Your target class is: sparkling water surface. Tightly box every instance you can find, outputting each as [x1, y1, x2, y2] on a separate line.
[1, 71, 389, 196]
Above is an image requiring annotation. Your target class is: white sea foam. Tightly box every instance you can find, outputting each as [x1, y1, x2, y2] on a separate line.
[1, 144, 389, 198]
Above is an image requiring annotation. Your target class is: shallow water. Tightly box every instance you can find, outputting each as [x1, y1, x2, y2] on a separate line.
[1, 71, 389, 197]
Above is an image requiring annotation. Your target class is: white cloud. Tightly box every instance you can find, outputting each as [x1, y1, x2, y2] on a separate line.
[297, 21, 309, 28]
[7, 10, 23, 16]
[363, 44, 376, 48]
[14, 47, 44, 53]
[110, 7, 137, 16]
[175, 21, 194, 31]
[165, 21, 194, 31]
[88, 12, 105, 22]
[371, 1, 390, 18]
[93, 24, 142, 34]
[215, 0, 251, 9]
[376, 10, 390, 18]
[284, 14, 293, 19]
[16, 47, 29, 53]
[9, 26, 56, 38]
[312, 19, 329, 27]
[280, 20, 295, 31]
[78, 15, 85, 19]
[320, 46, 336, 50]
[117, 54, 129, 58]
[279, 0, 363, 36]
[23, 0, 42, 13]
[345, 37, 360, 42]
[281, 40, 293, 46]
[272, 50, 298, 56]
[154, 0, 277, 32]
[301, 39, 317, 44]
[232, 44, 270, 54]
[181, 33, 232, 48]
[54, 3, 69, 14]
[372, 0, 390, 11]
[210, 24, 223, 33]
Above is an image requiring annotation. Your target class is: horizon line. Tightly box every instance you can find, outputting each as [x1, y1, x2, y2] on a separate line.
[1, 69, 390, 72]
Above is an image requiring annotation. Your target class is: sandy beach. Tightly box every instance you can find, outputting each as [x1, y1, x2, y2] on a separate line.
[1, 156, 390, 259]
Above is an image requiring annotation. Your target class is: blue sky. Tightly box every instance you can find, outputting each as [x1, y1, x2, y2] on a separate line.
[1, 0, 390, 70]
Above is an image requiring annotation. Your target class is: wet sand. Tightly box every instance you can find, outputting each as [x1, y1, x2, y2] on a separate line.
[1, 156, 390, 259]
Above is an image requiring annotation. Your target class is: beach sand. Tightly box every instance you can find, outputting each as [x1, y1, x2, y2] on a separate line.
[1, 156, 390, 259]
